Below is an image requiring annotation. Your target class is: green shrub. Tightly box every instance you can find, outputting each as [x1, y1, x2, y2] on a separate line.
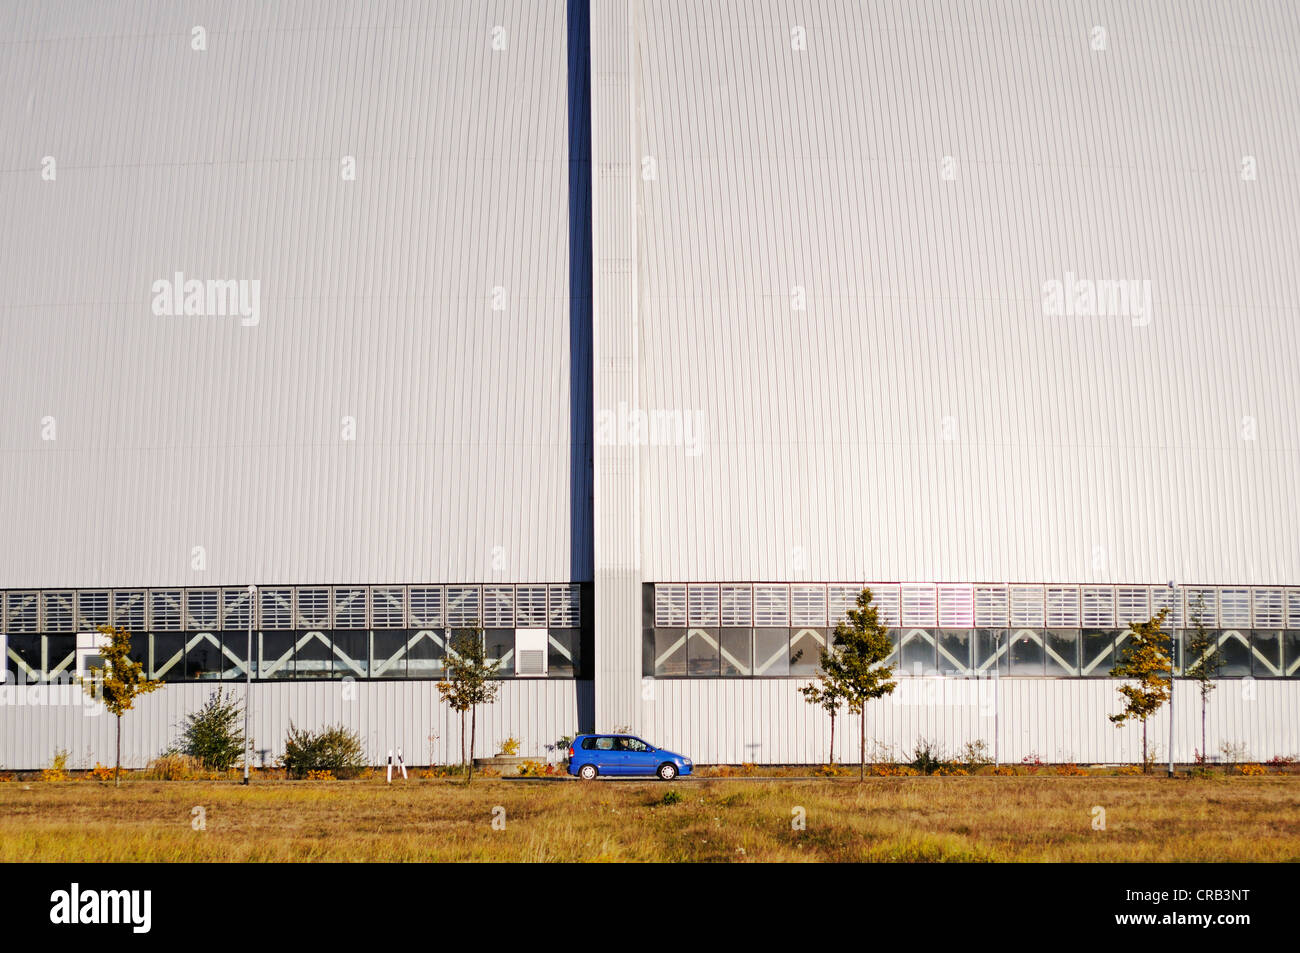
[178, 689, 247, 771]
[908, 739, 947, 775]
[659, 790, 683, 806]
[280, 723, 366, 779]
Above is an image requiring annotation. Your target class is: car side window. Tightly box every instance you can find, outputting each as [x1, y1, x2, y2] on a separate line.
[580, 737, 597, 750]
[626, 739, 647, 752]
[595, 737, 615, 750]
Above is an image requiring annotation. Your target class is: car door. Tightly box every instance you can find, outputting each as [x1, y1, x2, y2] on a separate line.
[623, 738, 658, 775]
[593, 736, 624, 774]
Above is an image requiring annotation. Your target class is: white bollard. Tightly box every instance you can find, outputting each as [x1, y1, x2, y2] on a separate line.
[386, 749, 393, 784]
[396, 747, 407, 780]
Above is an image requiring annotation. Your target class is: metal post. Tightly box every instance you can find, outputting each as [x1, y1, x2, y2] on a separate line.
[993, 631, 1002, 767]
[243, 583, 255, 784]
[1168, 580, 1176, 777]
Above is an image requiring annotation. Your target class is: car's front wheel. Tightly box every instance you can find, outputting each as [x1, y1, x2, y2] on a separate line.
[578, 764, 598, 780]
[657, 762, 678, 781]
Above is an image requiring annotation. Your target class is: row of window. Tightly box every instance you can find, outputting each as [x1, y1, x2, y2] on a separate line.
[643, 627, 1300, 679]
[652, 583, 1300, 630]
[3, 629, 591, 683]
[0, 584, 586, 633]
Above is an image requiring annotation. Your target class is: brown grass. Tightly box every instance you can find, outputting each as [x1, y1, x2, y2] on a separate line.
[1, 775, 1297, 862]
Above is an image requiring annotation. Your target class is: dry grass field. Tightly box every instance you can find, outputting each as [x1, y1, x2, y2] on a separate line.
[2, 774, 1298, 862]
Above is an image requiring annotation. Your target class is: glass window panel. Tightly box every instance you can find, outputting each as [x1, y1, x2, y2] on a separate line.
[687, 628, 720, 676]
[1009, 630, 1045, 676]
[332, 630, 369, 678]
[937, 629, 971, 676]
[790, 628, 826, 676]
[406, 630, 445, 679]
[753, 628, 790, 676]
[484, 629, 515, 678]
[973, 629, 1009, 675]
[259, 631, 296, 679]
[220, 630, 250, 679]
[1285, 631, 1300, 678]
[1081, 630, 1116, 676]
[292, 632, 334, 679]
[372, 630, 411, 678]
[151, 632, 186, 681]
[184, 633, 224, 680]
[653, 628, 688, 677]
[5, 633, 41, 683]
[720, 628, 752, 677]
[1216, 631, 1251, 677]
[1044, 629, 1079, 676]
[899, 628, 936, 675]
[548, 628, 580, 678]
[1251, 630, 1283, 678]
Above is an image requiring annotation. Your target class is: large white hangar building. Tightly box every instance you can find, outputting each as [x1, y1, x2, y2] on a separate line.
[2, 1, 1299, 769]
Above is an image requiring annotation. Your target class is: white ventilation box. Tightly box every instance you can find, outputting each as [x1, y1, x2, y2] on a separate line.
[514, 628, 548, 677]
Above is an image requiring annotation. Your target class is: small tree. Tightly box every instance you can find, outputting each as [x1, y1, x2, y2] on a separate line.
[80, 624, 163, 786]
[821, 589, 897, 781]
[1109, 609, 1172, 771]
[437, 626, 501, 783]
[179, 689, 247, 772]
[1182, 593, 1221, 763]
[799, 674, 846, 765]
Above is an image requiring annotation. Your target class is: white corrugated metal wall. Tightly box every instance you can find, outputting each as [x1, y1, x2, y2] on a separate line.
[632, 0, 1300, 585]
[0, 679, 593, 771]
[641, 679, 1300, 766]
[0, 1, 592, 587]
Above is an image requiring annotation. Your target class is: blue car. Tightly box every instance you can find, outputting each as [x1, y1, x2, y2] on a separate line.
[567, 734, 693, 780]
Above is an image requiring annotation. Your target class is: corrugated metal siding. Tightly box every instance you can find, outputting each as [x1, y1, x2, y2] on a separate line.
[0, 679, 593, 770]
[591, 0, 643, 730]
[641, 678, 1300, 765]
[0, 1, 591, 587]
[632, 0, 1300, 585]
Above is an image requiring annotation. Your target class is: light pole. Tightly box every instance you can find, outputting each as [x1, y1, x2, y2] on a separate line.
[992, 631, 1003, 767]
[1168, 580, 1176, 777]
[243, 583, 255, 785]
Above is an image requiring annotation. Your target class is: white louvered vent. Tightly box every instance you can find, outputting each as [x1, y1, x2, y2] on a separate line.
[871, 586, 901, 628]
[1190, 587, 1216, 624]
[517, 649, 545, 675]
[754, 585, 790, 627]
[937, 586, 973, 628]
[447, 586, 482, 628]
[1287, 589, 1300, 628]
[1253, 589, 1283, 628]
[221, 588, 252, 631]
[1010, 586, 1044, 628]
[688, 586, 720, 626]
[1150, 586, 1184, 628]
[409, 587, 444, 627]
[1082, 587, 1115, 628]
[77, 591, 110, 630]
[43, 591, 75, 632]
[827, 585, 860, 626]
[149, 590, 183, 631]
[721, 585, 753, 627]
[5, 592, 39, 633]
[901, 585, 937, 627]
[548, 584, 581, 627]
[482, 586, 515, 627]
[1046, 587, 1080, 627]
[791, 585, 827, 626]
[974, 586, 1008, 627]
[113, 590, 147, 630]
[515, 586, 547, 627]
[1219, 588, 1250, 628]
[370, 587, 406, 628]
[185, 589, 220, 631]
[655, 585, 687, 627]
[259, 589, 293, 630]
[333, 587, 368, 628]
[1116, 587, 1149, 625]
[296, 588, 331, 628]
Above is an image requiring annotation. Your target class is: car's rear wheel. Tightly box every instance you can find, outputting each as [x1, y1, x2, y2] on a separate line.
[657, 762, 678, 781]
[578, 764, 598, 780]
